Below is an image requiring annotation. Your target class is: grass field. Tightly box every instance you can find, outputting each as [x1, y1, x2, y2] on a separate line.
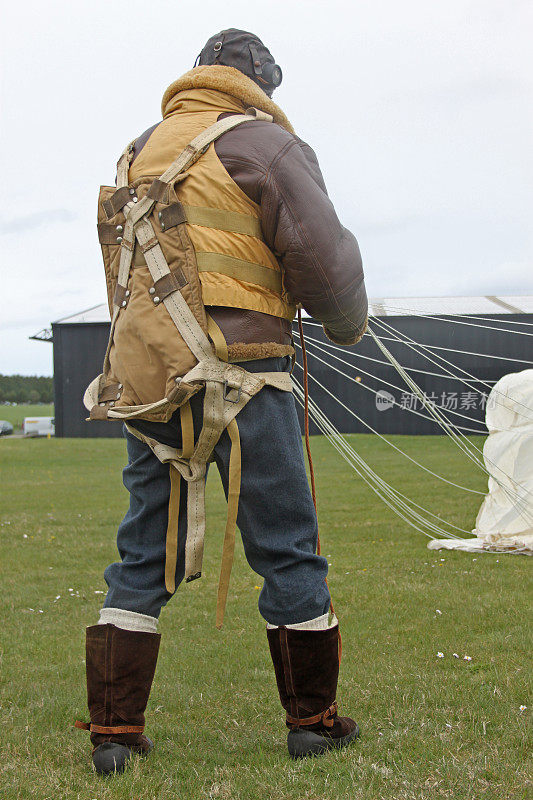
[0, 434, 530, 800]
[0, 404, 54, 430]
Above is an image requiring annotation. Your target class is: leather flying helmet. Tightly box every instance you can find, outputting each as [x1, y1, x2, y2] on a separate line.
[196, 28, 282, 97]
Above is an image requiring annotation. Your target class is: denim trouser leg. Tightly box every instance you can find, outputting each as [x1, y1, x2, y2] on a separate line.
[103, 434, 188, 618]
[103, 358, 331, 625]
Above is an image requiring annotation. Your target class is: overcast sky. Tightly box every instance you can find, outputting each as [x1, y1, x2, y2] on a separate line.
[1, 0, 531, 376]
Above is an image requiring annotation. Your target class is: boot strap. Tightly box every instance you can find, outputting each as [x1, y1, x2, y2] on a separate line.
[286, 701, 338, 729]
[74, 720, 145, 734]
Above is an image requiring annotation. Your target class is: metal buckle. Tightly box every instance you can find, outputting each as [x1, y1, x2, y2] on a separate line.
[223, 380, 241, 403]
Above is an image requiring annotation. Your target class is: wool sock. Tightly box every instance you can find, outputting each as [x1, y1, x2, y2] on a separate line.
[266, 612, 338, 631]
[98, 607, 158, 634]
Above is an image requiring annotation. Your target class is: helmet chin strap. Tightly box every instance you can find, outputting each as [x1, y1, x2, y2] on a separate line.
[256, 74, 274, 97]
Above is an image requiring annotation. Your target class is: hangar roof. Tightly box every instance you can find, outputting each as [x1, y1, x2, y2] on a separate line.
[52, 295, 533, 325]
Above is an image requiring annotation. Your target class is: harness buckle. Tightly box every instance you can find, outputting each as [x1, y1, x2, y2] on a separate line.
[223, 380, 242, 403]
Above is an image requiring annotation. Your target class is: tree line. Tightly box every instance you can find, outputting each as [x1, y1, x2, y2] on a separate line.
[0, 374, 53, 404]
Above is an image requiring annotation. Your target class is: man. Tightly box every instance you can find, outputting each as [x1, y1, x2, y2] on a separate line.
[77, 28, 368, 773]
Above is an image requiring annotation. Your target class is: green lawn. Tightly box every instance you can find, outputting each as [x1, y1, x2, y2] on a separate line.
[0, 403, 54, 430]
[0, 434, 530, 800]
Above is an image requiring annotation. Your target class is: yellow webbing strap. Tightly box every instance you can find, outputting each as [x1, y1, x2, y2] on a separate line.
[183, 206, 263, 239]
[131, 207, 263, 268]
[180, 402, 195, 459]
[165, 466, 181, 594]
[206, 315, 229, 362]
[196, 252, 282, 294]
[216, 417, 241, 629]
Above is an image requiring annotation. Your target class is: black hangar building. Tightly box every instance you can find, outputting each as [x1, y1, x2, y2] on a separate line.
[32, 295, 533, 438]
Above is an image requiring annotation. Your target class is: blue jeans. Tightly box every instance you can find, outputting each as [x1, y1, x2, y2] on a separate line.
[103, 358, 330, 626]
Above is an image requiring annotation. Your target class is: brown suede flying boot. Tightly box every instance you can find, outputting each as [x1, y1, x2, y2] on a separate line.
[75, 624, 161, 775]
[267, 622, 360, 758]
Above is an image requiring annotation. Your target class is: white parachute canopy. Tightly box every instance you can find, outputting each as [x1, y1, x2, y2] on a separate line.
[428, 369, 533, 554]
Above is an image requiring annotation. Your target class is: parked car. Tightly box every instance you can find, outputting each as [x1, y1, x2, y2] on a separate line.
[22, 417, 55, 437]
[0, 420, 14, 436]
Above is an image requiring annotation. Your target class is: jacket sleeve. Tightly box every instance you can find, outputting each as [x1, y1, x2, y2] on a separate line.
[260, 136, 368, 345]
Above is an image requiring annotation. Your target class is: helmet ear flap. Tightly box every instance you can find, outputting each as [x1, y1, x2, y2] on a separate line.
[248, 42, 283, 90]
[248, 42, 263, 75]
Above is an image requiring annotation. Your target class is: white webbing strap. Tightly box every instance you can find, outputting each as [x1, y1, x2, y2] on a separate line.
[116, 140, 136, 188]
[117, 215, 135, 287]
[135, 219, 213, 362]
[158, 110, 265, 186]
[185, 477, 206, 582]
[122, 370, 292, 467]
[182, 378, 224, 579]
[216, 417, 241, 629]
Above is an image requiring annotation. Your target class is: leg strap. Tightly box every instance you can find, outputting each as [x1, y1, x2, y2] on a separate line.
[216, 418, 241, 629]
[185, 477, 207, 583]
[180, 401, 195, 459]
[206, 314, 229, 362]
[164, 466, 182, 594]
[162, 417, 242, 626]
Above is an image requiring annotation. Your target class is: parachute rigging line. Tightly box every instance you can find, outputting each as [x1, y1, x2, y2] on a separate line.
[366, 325, 533, 525]
[294, 325, 532, 525]
[293, 311, 533, 538]
[298, 336, 490, 433]
[300, 332, 495, 383]
[371, 303, 533, 337]
[291, 348, 485, 495]
[300, 319, 533, 368]
[370, 317, 533, 425]
[292, 377, 472, 540]
[297, 309, 338, 629]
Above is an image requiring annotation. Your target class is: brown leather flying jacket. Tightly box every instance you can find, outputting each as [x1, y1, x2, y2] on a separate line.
[132, 72, 368, 356]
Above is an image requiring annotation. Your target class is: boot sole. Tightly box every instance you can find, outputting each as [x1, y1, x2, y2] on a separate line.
[92, 738, 154, 776]
[287, 723, 360, 759]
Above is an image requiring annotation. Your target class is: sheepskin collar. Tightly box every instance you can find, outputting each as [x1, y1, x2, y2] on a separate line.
[161, 65, 294, 134]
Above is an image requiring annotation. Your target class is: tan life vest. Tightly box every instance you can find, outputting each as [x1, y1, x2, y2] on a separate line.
[130, 88, 296, 327]
[84, 110, 294, 626]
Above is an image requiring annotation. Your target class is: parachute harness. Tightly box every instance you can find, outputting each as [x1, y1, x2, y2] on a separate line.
[85, 110, 293, 627]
